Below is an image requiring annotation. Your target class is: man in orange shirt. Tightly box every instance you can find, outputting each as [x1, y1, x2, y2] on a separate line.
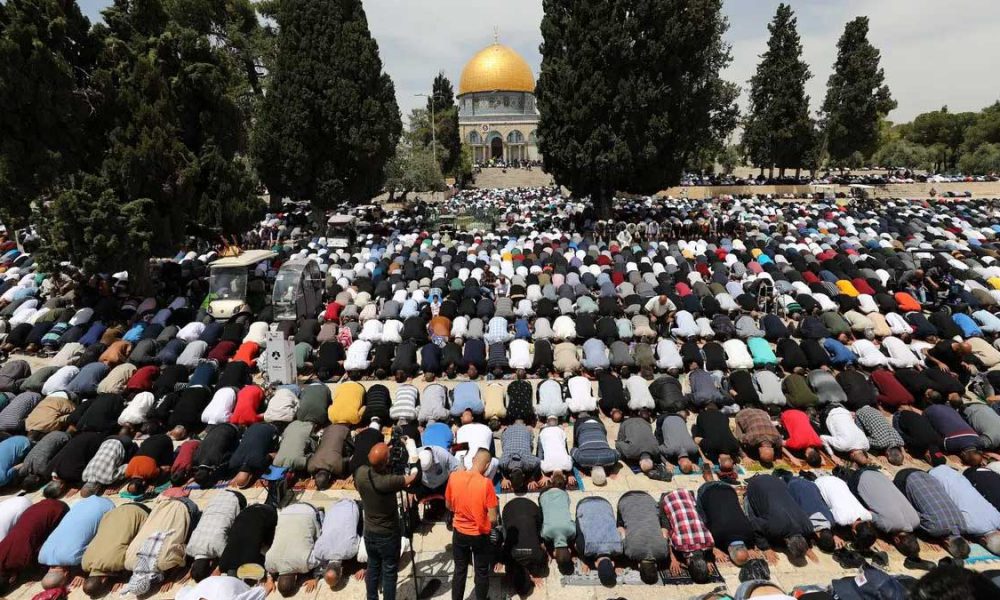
[445, 448, 498, 600]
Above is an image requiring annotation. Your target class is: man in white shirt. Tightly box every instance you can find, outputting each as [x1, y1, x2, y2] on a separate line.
[175, 575, 265, 600]
[821, 406, 871, 466]
[566, 375, 597, 414]
[670, 310, 700, 339]
[624, 375, 655, 411]
[508, 339, 532, 371]
[455, 419, 498, 477]
[882, 336, 922, 368]
[552, 315, 577, 341]
[381, 320, 403, 344]
[814, 474, 878, 551]
[643, 295, 674, 320]
[0, 495, 32, 540]
[538, 421, 576, 490]
[344, 339, 372, 372]
[851, 339, 888, 368]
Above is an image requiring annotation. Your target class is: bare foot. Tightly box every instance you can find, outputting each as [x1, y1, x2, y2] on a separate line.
[354, 568, 367, 581]
[263, 578, 275, 594]
[527, 481, 539, 491]
[669, 561, 683, 577]
[530, 575, 546, 587]
[303, 578, 318, 593]
[493, 563, 505, 574]
[579, 563, 590, 574]
[113, 582, 124, 591]
[566, 475, 577, 489]
[713, 548, 729, 564]
[806, 549, 819, 562]
[501, 479, 512, 492]
[160, 581, 174, 593]
[702, 461, 715, 482]
[70, 575, 85, 589]
[764, 549, 778, 565]
[178, 571, 191, 584]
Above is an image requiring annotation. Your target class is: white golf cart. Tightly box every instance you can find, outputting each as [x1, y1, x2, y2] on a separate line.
[326, 214, 358, 250]
[206, 249, 277, 320]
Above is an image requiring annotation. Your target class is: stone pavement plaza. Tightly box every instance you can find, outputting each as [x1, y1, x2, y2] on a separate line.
[4, 374, 997, 600]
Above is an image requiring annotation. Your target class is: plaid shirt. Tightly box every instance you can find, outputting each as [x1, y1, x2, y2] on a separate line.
[662, 489, 714, 552]
[186, 490, 242, 559]
[81, 438, 128, 485]
[735, 408, 781, 447]
[897, 469, 965, 537]
[501, 423, 534, 463]
[855, 406, 904, 450]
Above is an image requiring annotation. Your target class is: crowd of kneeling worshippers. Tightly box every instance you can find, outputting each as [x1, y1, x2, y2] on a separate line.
[3, 190, 1000, 597]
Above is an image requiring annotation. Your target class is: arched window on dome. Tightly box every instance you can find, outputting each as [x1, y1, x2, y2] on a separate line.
[528, 130, 538, 143]
[468, 131, 481, 145]
[507, 130, 524, 144]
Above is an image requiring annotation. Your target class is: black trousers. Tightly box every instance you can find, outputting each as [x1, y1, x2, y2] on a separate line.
[452, 531, 491, 600]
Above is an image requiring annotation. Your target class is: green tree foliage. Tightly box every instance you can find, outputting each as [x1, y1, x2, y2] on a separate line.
[958, 143, 1000, 175]
[38, 0, 265, 285]
[821, 17, 895, 166]
[963, 102, 1000, 153]
[718, 145, 741, 175]
[905, 106, 976, 172]
[0, 0, 100, 232]
[45, 175, 154, 274]
[384, 142, 445, 201]
[424, 72, 462, 177]
[873, 102, 1000, 174]
[252, 0, 401, 208]
[743, 4, 814, 176]
[873, 138, 932, 170]
[536, 0, 738, 216]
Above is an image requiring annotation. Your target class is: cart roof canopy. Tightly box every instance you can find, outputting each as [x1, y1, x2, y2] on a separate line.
[327, 215, 357, 226]
[209, 249, 277, 268]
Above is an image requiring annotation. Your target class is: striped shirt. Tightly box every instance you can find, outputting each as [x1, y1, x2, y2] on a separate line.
[390, 384, 419, 421]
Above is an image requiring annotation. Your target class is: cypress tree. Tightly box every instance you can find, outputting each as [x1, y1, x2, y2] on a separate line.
[42, 0, 264, 288]
[743, 3, 814, 178]
[821, 17, 895, 166]
[0, 0, 99, 233]
[536, 0, 738, 216]
[426, 72, 462, 177]
[252, 0, 401, 208]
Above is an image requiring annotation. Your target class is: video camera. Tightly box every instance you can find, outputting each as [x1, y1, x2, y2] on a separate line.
[387, 425, 410, 476]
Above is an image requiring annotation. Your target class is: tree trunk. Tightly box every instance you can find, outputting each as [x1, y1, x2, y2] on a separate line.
[779, 167, 786, 179]
[795, 167, 801, 179]
[594, 188, 614, 220]
[759, 167, 764, 177]
[126, 254, 155, 297]
[768, 166, 774, 180]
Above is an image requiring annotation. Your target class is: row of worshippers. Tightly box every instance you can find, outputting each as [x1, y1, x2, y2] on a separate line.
[0, 490, 385, 597]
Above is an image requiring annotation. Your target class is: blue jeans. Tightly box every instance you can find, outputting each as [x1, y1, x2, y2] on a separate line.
[365, 531, 402, 600]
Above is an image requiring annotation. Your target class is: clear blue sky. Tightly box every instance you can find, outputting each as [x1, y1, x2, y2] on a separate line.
[77, 0, 1000, 122]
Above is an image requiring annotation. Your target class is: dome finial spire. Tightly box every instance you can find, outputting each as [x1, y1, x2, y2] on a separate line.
[493, 25, 499, 44]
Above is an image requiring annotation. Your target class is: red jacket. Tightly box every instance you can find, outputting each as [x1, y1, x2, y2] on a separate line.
[230, 385, 265, 425]
[871, 369, 915, 409]
[780, 409, 823, 451]
[125, 365, 160, 393]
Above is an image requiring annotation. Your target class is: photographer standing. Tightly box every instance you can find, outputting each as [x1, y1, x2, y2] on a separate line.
[445, 448, 499, 600]
[355, 442, 418, 600]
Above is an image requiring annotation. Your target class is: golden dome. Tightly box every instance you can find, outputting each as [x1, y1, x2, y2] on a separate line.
[459, 43, 535, 95]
